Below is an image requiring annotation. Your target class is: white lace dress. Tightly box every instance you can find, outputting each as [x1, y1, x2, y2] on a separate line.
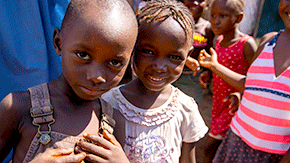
[101, 85, 208, 163]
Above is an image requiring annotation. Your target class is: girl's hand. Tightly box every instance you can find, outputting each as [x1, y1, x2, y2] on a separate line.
[30, 148, 86, 163]
[198, 70, 211, 88]
[185, 56, 200, 76]
[223, 92, 242, 115]
[198, 48, 217, 70]
[75, 130, 129, 163]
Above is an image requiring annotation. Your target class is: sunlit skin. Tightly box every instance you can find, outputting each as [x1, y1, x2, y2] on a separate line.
[183, 0, 206, 21]
[210, 0, 240, 37]
[0, 1, 138, 162]
[130, 17, 192, 95]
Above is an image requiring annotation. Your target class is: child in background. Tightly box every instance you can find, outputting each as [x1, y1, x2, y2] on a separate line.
[0, 0, 138, 162]
[199, 0, 290, 162]
[173, 0, 215, 103]
[198, 0, 257, 162]
[79, 0, 208, 162]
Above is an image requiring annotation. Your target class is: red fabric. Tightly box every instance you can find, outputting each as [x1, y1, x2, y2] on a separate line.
[210, 34, 253, 137]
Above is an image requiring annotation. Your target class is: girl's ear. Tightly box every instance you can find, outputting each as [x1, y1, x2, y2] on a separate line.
[236, 13, 243, 23]
[53, 28, 62, 56]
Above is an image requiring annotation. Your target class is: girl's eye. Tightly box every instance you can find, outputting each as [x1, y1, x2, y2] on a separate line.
[75, 52, 91, 60]
[169, 55, 183, 61]
[109, 60, 123, 67]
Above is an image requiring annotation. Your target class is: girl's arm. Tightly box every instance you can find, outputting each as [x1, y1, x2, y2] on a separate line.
[198, 32, 278, 91]
[179, 142, 196, 163]
[278, 148, 290, 163]
[243, 36, 257, 65]
[199, 48, 246, 91]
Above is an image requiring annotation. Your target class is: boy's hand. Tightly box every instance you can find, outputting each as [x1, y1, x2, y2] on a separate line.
[223, 92, 242, 115]
[30, 148, 86, 163]
[75, 130, 130, 163]
[185, 56, 200, 76]
[198, 70, 211, 88]
[198, 48, 217, 70]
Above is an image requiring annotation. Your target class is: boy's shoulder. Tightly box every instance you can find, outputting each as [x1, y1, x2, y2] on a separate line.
[1, 91, 31, 112]
[0, 90, 31, 129]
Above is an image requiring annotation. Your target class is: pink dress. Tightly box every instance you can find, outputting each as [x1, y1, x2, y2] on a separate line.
[210, 34, 254, 137]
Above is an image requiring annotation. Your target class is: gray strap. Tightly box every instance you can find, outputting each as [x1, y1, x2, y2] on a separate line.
[28, 83, 54, 124]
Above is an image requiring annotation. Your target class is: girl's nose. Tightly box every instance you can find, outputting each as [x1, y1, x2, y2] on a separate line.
[153, 60, 167, 73]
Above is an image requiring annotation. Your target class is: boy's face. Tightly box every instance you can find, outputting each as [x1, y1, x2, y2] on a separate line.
[210, 1, 240, 35]
[54, 8, 137, 100]
[133, 17, 191, 92]
[279, 0, 290, 29]
[183, 0, 205, 20]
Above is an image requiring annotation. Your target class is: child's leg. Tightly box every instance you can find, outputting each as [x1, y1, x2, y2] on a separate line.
[202, 134, 222, 163]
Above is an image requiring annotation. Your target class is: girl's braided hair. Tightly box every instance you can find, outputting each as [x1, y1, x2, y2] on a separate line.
[136, 0, 194, 40]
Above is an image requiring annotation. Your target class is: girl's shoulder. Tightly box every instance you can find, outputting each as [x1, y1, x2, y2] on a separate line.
[173, 86, 198, 111]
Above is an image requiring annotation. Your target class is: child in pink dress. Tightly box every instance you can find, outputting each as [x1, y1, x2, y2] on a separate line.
[198, 0, 257, 162]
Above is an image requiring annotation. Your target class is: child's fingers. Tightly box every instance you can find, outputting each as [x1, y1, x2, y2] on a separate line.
[77, 139, 108, 159]
[102, 130, 121, 147]
[49, 148, 74, 156]
[58, 152, 86, 163]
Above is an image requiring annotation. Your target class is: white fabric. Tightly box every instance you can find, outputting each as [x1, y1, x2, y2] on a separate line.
[239, 0, 262, 35]
[102, 85, 208, 162]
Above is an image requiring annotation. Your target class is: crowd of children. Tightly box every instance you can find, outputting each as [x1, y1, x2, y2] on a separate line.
[0, 0, 289, 162]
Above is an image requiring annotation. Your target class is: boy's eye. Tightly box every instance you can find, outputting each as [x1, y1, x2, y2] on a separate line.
[75, 52, 91, 60]
[109, 60, 123, 67]
[140, 49, 154, 56]
[169, 55, 183, 61]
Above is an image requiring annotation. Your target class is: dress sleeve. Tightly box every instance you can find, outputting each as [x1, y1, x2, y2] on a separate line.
[179, 94, 208, 143]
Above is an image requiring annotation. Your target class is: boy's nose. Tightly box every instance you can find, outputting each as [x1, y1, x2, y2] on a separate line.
[86, 64, 106, 84]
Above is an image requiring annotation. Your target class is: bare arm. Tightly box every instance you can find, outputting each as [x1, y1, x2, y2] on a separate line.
[279, 148, 290, 163]
[179, 142, 196, 163]
[198, 32, 277, 91]
[0, 93, 24, 161]
[199, 48, 246, 91]
[243, 36, 257, 65]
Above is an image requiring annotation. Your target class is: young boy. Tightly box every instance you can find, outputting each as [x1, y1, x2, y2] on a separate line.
[0, 0, 138, 162]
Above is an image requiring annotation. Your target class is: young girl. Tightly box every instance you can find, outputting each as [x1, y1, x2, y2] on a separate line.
[172, 0, 215, 103]
[0, 0, 138, 162]
[78, 0, 208, 162]
[199, 0, 290, 162]
[198, 0, 257, 162]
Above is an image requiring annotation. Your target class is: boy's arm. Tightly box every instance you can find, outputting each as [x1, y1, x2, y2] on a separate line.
[75, 130, 130, 163]
[0, 92, 24, 161]
[179, 142, 196, 163]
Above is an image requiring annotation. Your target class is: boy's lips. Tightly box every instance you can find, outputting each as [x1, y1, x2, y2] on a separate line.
[79, 86, 106, 96]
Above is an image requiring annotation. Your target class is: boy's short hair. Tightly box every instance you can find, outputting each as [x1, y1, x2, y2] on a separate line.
[61, 0, 135, 31]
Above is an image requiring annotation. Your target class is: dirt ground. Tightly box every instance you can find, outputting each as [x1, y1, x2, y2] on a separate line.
[195, 88, 213, 163]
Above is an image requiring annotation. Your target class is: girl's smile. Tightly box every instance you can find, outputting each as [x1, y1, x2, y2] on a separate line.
[133, 17, 191, 92]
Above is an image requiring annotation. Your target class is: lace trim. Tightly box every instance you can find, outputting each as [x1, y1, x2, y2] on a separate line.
[113, 87, 179, 126]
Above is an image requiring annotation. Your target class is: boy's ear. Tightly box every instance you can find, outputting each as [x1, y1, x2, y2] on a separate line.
[53, 28, 62, 56]
[236, 13, 243, 23]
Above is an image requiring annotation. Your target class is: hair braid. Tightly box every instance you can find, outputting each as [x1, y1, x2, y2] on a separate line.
[137, 0, 194, 40]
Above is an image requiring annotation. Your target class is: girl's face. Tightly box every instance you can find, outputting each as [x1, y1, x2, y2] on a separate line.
[210, 1, 239, 35]
[279, 0, 290, 29]
[183, 0, 205, 20]
[133, 17, 191, 92]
